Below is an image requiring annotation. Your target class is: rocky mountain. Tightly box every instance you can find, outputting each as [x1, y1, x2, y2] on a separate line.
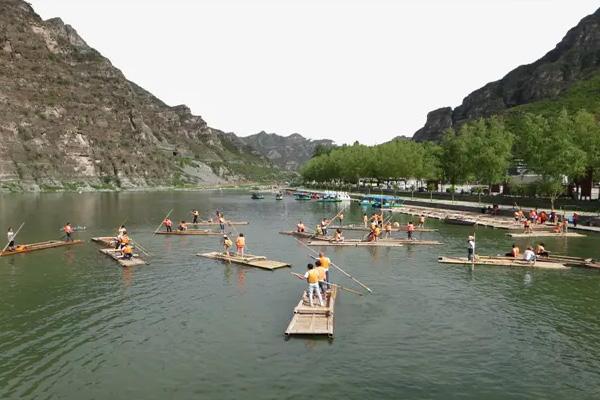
[237, 131, 334, 171]
[413, 7, 600, 141]
[0, 0, 283, 191]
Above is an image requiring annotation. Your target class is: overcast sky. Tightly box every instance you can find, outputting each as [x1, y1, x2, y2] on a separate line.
[29, 0, 599, 144]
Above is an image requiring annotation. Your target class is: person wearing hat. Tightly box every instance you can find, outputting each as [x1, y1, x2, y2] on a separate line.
[223, 235, 233, 256]
[467, 235, 475, 261]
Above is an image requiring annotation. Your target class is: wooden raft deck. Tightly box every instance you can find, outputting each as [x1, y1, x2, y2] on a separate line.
[278, 231, 333, 240]
[184, 221, 249, 226]
[285, 286, 338, 338]
[99, 248, 147, 267]
[507, 232, 586, 238]
[197, 252, 290, 270]
[438, 256, 568, 270]
[91, 236, 116, 247]
[327, 224, 438, 232]
[0, 240, 83, 256]
[308, 240, 404, 247]
[155, 229, 221, 236]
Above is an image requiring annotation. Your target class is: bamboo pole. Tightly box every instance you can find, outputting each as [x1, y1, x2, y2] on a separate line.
[293, 236, 372, 293]
[1, 222, 25, 255]
[290, 272, 363, 296]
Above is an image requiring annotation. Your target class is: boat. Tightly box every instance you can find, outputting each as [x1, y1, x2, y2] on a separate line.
[155, 229, 221, 236]
[316, 191, 352, 203]
[285, 285, 338, 338]
[373, 199, 405, 208]
[294, 193, 312, 201]
[327, 224, 438, 232]
[360, 195, 400, 207]
[99, 248, 147, 267]
[0, 240, 83, 256]
[184, 220, 249, 226]
[443, 217, 476, 226]
[307, 239, 404, 247]
[507, 232, 586, 238]
[275, 193, 283, 200]
[251, 192, 264, 200]
[438, 256, 568, 270]
[197, 251, 291, 270]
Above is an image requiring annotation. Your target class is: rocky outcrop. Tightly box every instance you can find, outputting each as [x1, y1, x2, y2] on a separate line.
[238, 132, 335, 171]
[413, 7, 600, 141]
[0, 0, 280, 191]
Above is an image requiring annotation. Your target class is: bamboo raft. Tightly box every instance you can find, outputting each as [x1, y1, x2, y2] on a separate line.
[507, 232, 586, 238]
[155, 229, 221, 236]
[184, 221, 249, 226]
[278, 231, 333, 240]
[327, 224, 438, 232]
[197, 251, 290, 270]
[307, 239, 405, 247]
[99, 248, 147, 267]
[438, 256, 568, 270]
[91, 236, 116, 247]
[285, 286, 338, 338]
[492, 254, 594, 267]
[0, 240, 83, 256]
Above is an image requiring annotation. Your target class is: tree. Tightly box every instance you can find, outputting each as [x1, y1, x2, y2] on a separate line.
[439, 128, 472, 187]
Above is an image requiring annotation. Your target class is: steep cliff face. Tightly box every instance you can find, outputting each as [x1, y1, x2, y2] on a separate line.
[413, 7, 600, 141]
[238, 132, 334, 171]
[0, 0, 280, 191]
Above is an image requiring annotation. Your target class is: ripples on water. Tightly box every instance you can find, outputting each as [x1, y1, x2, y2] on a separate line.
[1, 192, 600, 399]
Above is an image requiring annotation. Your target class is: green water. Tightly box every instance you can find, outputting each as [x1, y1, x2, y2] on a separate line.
[1, 191, 600, 400]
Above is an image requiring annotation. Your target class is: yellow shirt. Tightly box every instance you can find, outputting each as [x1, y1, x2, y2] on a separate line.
[316, 266, 326, 281]
[319, 256, 331, 270]
[305, 269, 320, 284]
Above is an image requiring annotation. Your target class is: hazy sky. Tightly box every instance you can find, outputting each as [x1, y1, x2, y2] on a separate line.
[29, 0, 599, 144]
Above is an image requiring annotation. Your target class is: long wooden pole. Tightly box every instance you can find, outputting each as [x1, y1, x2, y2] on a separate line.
[132, 240, 152, 257]
[154, 209, 173, 234]
[1, 222, 25, 255]
[293, 236, 372, 293]
[290, 272, 363, 296]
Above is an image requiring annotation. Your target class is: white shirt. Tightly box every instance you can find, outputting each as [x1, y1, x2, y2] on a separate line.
[7, 231, 14, 241]
[468, 240, 475, 250]
[523, 249, 536, 262]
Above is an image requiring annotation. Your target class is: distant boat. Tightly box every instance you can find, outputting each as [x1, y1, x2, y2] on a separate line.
[294, 193, 312, 201]
[251, 192, 264, 200]
[275, 193, 283, 200]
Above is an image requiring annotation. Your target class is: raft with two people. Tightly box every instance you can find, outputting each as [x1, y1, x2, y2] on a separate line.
[438, 255, 569, 270]
[91, 231, 148, 267]
[0, 222, 83, 256]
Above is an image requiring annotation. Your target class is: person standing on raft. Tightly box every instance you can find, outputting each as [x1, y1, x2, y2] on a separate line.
[223, 235, 233, 256]
[236, 233, 245, 257]
[63, 222, 74, 242]
[407, 221, 415, 240]
[6, 227, 15, 251]
[317, 251, 332, 288]
[191, 209, 199, 224]
[467, 235, 475, 261]
[163, 217, 173, 233]
[304, 263, 324, 307]
[418, 214, 426, 228]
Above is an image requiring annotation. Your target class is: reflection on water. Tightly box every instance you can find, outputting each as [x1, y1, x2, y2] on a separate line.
[0, 191, 599, 399]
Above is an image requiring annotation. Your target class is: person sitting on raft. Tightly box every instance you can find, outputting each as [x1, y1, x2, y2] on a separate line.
[333, 228, 344, 242]
[296, 220, 305, 233]
[367, 225, 380, 242]
[121, 243, 133, 260]
[178, 221, 188, 231]
[315, 224, 324, 236]
[505, 244, 520, 257]
[553, 220, 564, 233]
[535, 243, 549, 257]
[523, 219, 533, 234]
[163, 217, 173, 233]
[523, 246, 536, 263]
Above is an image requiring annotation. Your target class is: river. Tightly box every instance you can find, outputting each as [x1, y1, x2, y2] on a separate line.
[1, 191, 599, 399]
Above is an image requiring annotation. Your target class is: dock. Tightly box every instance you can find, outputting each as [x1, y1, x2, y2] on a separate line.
[197, 251, 290, 270]
[155, 229, 221, 236]
[285, 286, 338, 338]
[99, 248, 147, 267]
[0, 240, 83, 256]
[507, 232, 586, 238]
[438, 256, 568, 270]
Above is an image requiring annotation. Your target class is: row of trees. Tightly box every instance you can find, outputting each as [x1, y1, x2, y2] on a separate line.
[301, 109, 600, 207]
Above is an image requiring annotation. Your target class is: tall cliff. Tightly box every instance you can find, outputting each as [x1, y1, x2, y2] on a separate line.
[0, 0, 281, 191]
[413, 7, 600, 141]
[237, 132, 334, 171]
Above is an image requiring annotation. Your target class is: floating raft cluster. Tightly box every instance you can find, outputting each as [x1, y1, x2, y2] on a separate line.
[438, 256, 569, 270]
[285, 286, 338, 338]
[198, 251, 290, 270]
[0, 240, 82, 256]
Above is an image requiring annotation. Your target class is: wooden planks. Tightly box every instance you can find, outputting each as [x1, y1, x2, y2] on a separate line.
[438, 256, 568, 270]
[327, 224, 438, 232]
[278, 231, 333, 240]
[507, 232, 586, 238]
[91, 236, 116, 247]
[0, 240, 83, 256]
[99, 248, 147, 267]
[308, 240, 404, 247]
[285, 286, 338, 338]
[197, 251, 290, 270]
[184, 221, 249, 226]
[155, 229, 221, 236]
